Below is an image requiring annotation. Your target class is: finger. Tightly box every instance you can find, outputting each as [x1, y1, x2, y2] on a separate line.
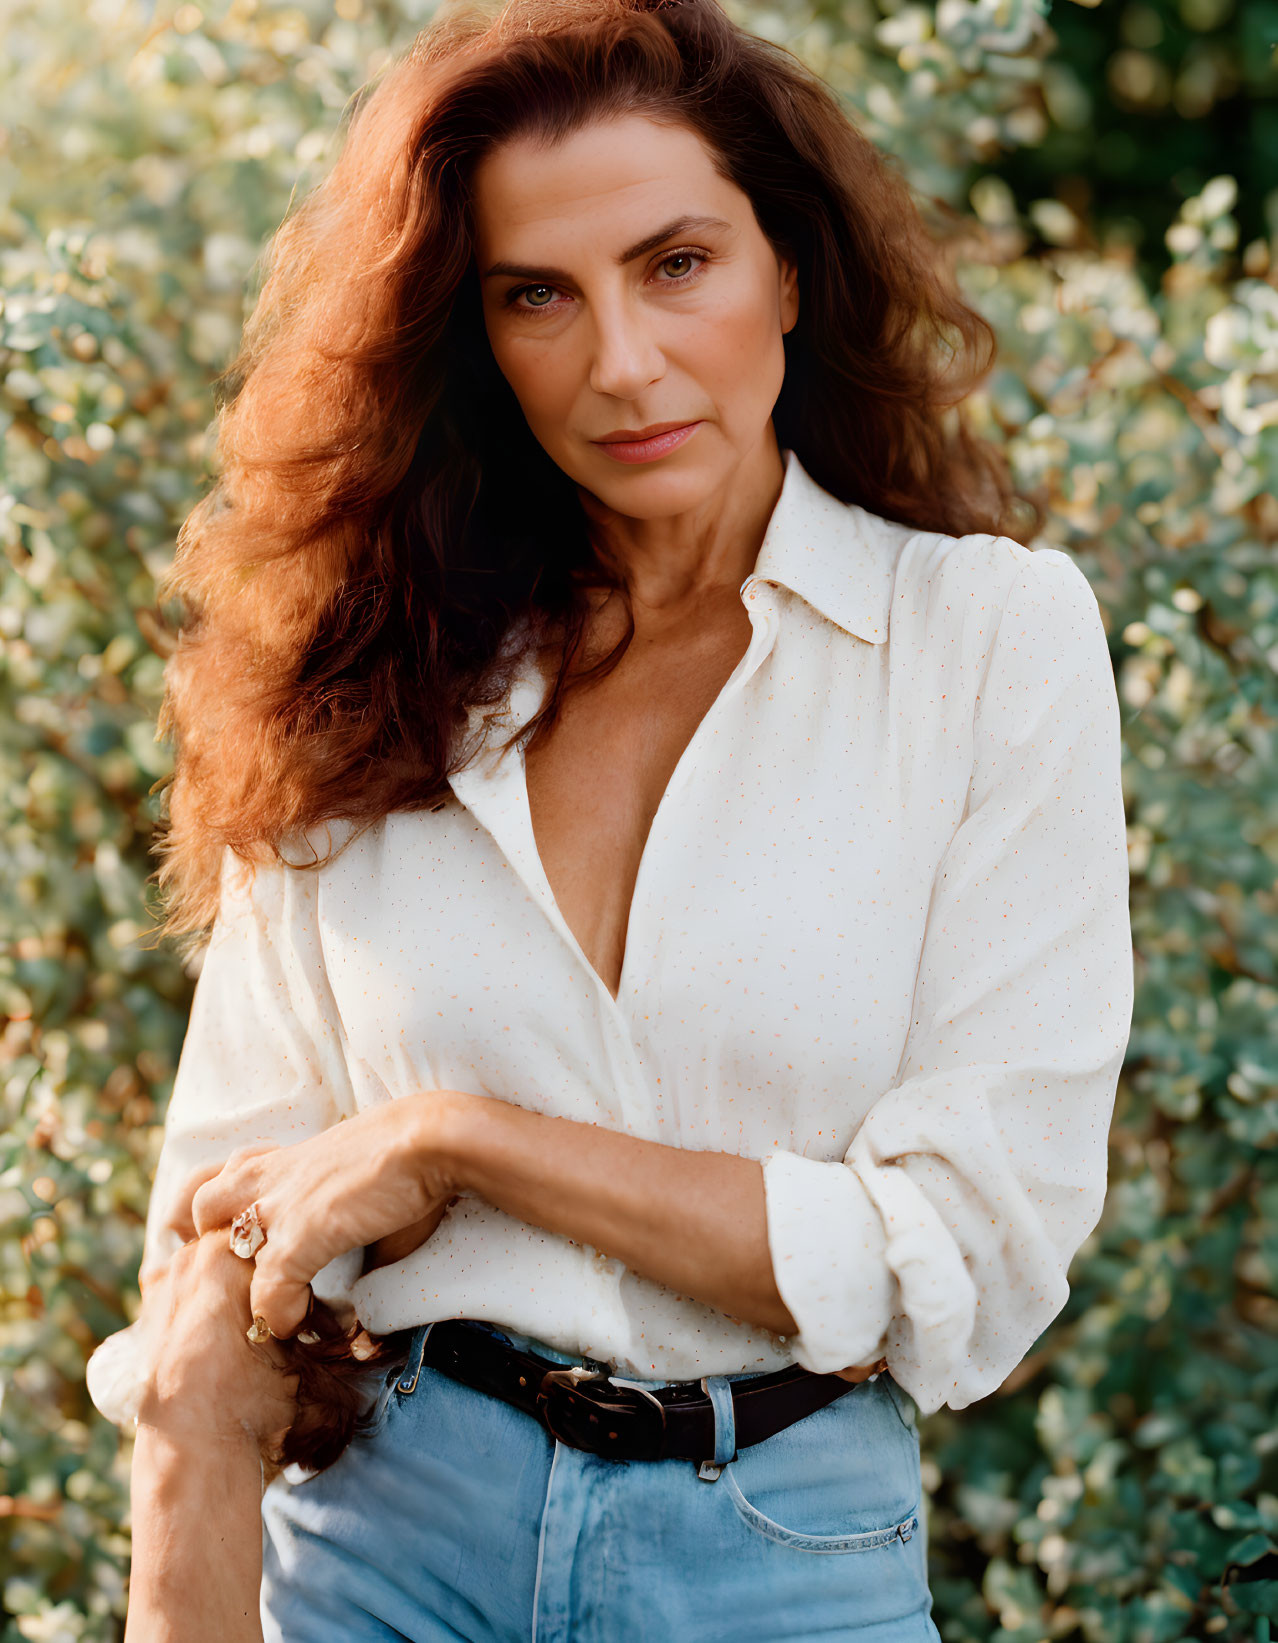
[362, 1202, 452, 1272]
[190, 1143, 281, 1238]
[248, 1243, 315, 1342]
[167, 1161, 228, 1245]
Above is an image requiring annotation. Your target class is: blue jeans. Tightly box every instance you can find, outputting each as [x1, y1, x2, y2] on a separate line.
[260, 1320, 943, 1641]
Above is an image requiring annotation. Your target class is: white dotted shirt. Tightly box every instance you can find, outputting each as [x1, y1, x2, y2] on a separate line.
[90, 449, 1133, 1423]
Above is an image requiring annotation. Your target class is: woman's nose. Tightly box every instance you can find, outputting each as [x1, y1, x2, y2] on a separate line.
[588, 302, 665, 400]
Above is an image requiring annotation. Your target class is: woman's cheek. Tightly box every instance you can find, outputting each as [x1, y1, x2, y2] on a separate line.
[502, 337, 578, 426]
[689, 284, 781, 376]
[692, 314, 785, 417]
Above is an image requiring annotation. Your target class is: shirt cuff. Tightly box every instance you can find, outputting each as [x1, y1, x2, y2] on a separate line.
[86, 1322, 148, 1429]
[761, 1149, 896, 1375]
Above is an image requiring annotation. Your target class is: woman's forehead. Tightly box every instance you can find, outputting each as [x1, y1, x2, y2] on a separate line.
[471, 116, 745, 258]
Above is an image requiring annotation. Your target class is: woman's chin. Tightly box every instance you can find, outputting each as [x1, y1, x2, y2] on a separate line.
[575, 458, 743, 521]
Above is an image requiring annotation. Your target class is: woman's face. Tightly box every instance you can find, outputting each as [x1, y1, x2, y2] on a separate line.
[471, 113, 799, 521]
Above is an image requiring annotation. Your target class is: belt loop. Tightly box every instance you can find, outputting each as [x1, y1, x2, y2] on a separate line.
[397, 1321, 436, 1396]
[697, 1375, 737, 1481]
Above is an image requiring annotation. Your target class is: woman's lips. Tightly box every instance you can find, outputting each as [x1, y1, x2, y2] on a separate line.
[591, 421, 702, 464]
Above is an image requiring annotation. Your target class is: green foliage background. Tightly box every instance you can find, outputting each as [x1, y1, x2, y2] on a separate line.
[1, 0, 1275, 1636]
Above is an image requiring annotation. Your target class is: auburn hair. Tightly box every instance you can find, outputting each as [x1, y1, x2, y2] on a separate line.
[153, 0, 1030, 942]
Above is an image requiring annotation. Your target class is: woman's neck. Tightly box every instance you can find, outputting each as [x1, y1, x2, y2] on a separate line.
[576, 431, 786, 631]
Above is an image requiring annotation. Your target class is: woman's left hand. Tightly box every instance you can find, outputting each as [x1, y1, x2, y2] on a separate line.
[179, 1089, 470, 1340]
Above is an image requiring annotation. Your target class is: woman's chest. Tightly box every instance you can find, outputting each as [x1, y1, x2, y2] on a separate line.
[522, 600, 755, 1006]
[315, 616, 979, 1143]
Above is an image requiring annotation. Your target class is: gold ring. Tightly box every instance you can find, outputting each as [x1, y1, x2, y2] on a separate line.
[230, 1202, 266, 1260]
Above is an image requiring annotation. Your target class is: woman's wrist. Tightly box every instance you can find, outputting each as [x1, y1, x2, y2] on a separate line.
[134, 1342, 293, 1459]
[415, 1086, 488, 1198]
[135, 1413, 264, 1479]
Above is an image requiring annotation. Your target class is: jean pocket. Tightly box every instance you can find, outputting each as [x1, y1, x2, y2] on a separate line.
[721, 1380, 920, 1555]
[351, 1362, 402, 1442]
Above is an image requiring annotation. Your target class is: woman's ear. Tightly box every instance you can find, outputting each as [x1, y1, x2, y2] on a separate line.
[778, 251, 800, 335]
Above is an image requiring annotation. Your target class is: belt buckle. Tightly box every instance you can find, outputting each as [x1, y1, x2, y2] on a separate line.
[536, 1364, 668, 1461]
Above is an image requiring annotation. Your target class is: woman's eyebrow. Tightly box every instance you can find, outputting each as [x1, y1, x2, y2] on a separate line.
[482, 214, 732, 282]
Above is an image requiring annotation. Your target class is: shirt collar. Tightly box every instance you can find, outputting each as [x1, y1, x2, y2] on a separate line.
[470, 446, 900, 758]
[744, 448, 900, 644]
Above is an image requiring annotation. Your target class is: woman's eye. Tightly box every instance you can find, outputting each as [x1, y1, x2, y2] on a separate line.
[656, 252, 702, 281]
[508, 254, 705, 310]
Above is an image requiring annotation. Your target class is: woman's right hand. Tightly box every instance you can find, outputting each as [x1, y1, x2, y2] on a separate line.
[134, 1228, 302, 1455]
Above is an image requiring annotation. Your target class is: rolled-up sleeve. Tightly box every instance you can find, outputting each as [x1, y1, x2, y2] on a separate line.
[87, 844, 361, 1427]
[761, 546, 1134, 1415]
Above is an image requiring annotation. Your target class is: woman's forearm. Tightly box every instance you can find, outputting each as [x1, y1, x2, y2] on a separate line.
[433, 1092, 800, 1341]
[126, 1423, 265, 1643]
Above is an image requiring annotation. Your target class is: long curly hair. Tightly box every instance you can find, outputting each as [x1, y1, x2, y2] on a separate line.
[154, 0, 1028, 941]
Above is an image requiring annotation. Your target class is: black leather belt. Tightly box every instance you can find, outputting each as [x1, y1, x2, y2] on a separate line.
[400, 1319, 873, 1465]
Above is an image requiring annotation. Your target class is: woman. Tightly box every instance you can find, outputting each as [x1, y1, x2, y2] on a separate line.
[91, 0, 1135, 1638]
